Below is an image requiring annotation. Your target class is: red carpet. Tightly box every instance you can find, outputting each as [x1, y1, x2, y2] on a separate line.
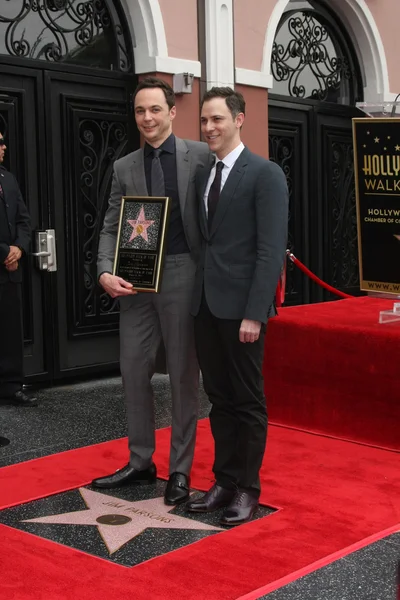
[1, 420, 399, 600]
[264, 296, 400, 451]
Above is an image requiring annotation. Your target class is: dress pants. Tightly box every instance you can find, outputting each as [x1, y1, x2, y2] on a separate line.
[194, 294, 267, 495]
[119, 254, 199, 476]
[0, 282, 24, 398]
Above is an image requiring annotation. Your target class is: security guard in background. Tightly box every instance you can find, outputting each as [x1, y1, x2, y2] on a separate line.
[0, 132, 37, 406]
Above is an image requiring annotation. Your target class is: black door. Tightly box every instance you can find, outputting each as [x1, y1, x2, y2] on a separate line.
[269, 98, 361, 306]
[44, 69, 137, 378]
[0, 64, 51, 380]
[0, 60, 138, 382]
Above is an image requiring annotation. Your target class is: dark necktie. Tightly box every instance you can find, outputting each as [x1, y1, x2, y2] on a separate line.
[207, 161, 224, 228]
[151, 148, 165, 197]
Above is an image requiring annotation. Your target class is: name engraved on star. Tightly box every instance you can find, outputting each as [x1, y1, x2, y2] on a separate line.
[102, 500, 173, 523]
[125, 507, 172, 523]
[113, 196, 171, 293]
[102, 501, 125, 509]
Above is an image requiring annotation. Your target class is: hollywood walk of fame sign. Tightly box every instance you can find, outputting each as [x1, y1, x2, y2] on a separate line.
[353, 118, 400, 293]
[23, 488, 222, 555]
[113, 196, 171, 292]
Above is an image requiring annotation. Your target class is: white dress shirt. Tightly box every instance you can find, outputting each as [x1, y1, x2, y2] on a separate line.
[203, 142, 245, 216]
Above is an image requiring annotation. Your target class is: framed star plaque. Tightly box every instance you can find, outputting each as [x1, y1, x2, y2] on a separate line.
[113, 196, 171, 292]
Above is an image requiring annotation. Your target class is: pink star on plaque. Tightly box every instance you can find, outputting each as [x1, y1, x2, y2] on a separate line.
[23, 488, 222, 555]
[127, 205, 154, 242]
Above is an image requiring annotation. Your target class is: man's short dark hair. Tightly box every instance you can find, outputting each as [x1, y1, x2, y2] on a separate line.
[201, 87, 246, 118]
[133, 77, 175, 110]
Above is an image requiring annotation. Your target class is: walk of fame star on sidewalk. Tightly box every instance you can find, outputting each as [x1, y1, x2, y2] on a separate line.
[23, 488, 222, 554]
[127, 205, 154, 242]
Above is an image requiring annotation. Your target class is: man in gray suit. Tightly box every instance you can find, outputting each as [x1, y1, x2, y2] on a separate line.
[186, 87, 288, 525]
[92, 77, 210, 505]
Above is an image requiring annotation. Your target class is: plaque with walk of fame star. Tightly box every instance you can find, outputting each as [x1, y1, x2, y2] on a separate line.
[113, 196, 171, 292]
[353, 118, 400, 293]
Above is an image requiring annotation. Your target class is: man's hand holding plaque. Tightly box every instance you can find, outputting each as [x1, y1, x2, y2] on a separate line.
[99, 272, 137, 298]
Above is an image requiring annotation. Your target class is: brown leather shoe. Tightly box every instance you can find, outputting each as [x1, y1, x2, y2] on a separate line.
[185, 483, 235, 513]
[219, 490, 258, 526]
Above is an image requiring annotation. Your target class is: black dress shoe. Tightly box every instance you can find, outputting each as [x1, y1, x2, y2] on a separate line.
[185, 483, 235, 513]
[164, 472, 190, 505]
[10, 390, 38, 407]
[91, 463, 157, 489]
[0, 436, 10, 447]
[219, 490, 258, 526]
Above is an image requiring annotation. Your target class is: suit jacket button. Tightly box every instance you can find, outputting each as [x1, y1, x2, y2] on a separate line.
[207, 241, 212, 246]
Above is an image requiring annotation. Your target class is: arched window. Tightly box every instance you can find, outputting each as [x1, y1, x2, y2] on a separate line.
[0, 0, 132, 72]
[271, 0, 361, 104]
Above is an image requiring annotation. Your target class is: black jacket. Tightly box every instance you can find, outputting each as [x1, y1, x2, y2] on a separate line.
[0, 166, 31, 284]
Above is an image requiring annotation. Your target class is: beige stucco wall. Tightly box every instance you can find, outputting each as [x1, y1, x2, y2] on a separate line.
[234, 0, 275, 71]
[366, 0, 400, 93]
[158, 0, 198, 61]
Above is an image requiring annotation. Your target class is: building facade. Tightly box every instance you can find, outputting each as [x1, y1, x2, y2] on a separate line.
[0, 0, 398, 382]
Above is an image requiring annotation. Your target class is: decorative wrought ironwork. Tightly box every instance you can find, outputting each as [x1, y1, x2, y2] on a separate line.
[0, 112, 6, 139]
[329, 139, 359, 289]
[0, 0, 131, 71]
[271, 10, 355, 102]
[77, 115, 128, 319]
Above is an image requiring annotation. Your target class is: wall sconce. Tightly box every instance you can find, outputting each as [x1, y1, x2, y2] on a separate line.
[173, 72, 194, 95]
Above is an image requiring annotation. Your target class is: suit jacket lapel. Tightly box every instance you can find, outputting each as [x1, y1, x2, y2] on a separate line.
[175, 137, 190, 216]
[210, 147, 249, 236]
[130, 150, 148, 195]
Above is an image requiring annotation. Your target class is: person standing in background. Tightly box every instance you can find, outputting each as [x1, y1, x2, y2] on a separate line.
[0, 132, 37, 407]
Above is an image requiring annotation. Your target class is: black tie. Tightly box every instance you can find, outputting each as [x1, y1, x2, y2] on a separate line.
[151, 148, 165, 197]
[207, 161, 224, 228]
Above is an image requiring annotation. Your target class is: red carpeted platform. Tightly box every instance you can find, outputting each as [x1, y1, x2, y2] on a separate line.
[1, 421, 400, 600]
[263, 296, 400, 451]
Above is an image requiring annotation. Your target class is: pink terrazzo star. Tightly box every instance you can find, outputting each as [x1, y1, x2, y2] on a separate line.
[127, 205, 154, 242]
[23, 488, 222, 555]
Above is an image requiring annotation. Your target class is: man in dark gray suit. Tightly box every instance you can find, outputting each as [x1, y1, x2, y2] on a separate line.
[186, 87, 288, 525]
[92, 78, 210, 505]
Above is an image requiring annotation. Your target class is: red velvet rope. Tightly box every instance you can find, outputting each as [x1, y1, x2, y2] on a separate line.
[286, 251, 354, 300]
